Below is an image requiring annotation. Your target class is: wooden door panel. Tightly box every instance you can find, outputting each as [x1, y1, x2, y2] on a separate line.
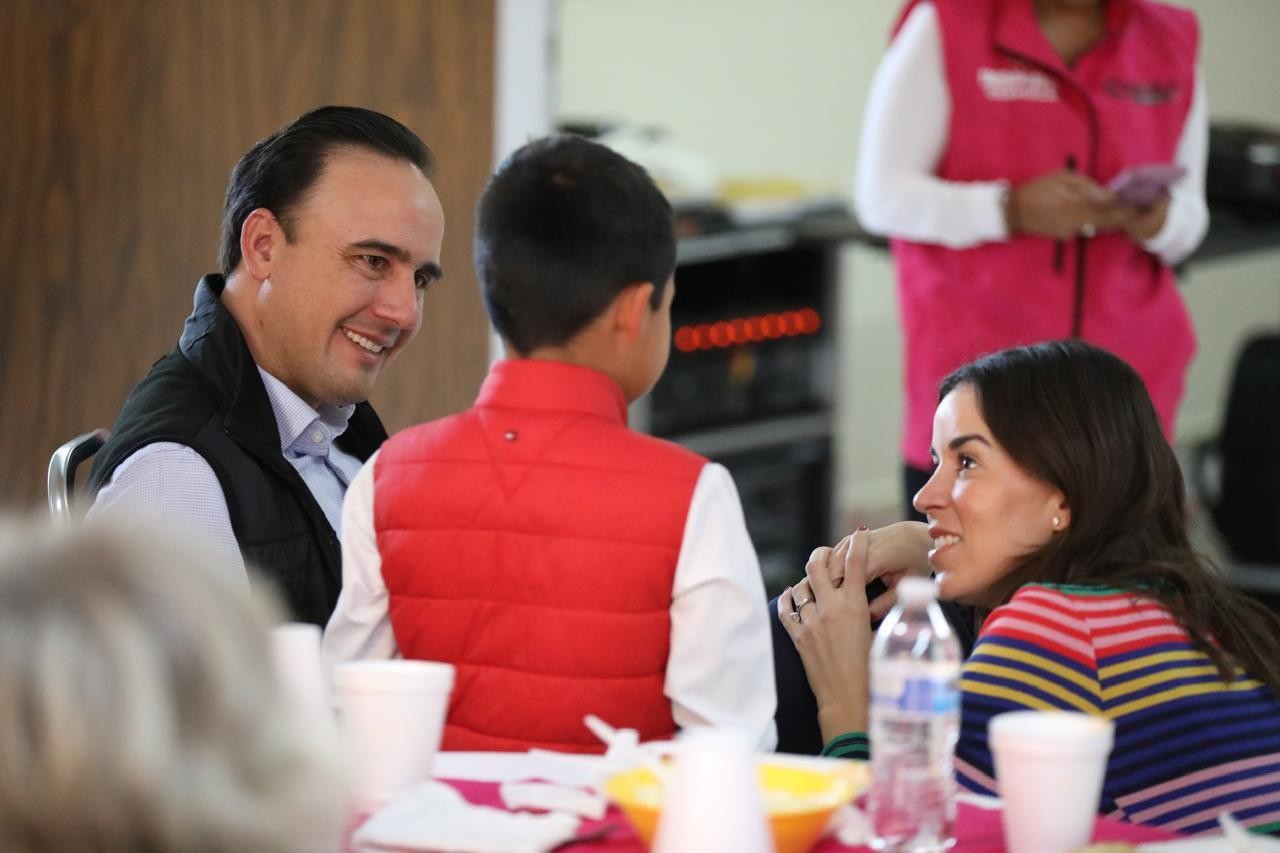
[0, 0, 495, 507]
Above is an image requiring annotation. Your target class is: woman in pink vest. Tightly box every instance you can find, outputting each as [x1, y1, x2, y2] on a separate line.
[856, 0, 1208, 516]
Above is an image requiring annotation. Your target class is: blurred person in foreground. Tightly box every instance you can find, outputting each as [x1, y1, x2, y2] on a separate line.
[88, 106, 446, 627]
[779, 341, 1280, 837]
[0, 516, 345, 852]
[324, 135, 776, 753]
[857, 0, 1209, 520]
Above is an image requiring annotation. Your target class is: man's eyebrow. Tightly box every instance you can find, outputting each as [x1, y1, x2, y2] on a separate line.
[351, 239, 444, 280]
[948, 433, 991, 451]
[351, 238, 411, 261]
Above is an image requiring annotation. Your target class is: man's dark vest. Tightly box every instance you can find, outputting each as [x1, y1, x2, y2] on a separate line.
[88, 275, 387, 626]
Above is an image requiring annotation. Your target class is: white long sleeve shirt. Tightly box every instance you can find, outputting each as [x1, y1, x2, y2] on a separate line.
[855, 1, 1208, 265]
[324, 453, 779, 751]
[89, 367, 363, 578]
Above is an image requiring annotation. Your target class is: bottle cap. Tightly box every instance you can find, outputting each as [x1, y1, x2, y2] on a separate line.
[895, 576, 939, 604]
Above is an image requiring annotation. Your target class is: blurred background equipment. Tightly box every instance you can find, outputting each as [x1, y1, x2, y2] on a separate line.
[634, 216, 855, 596]
[1207, 122, 1280, 214]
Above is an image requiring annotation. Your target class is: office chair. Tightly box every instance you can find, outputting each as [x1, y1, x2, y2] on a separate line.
[47, 428, 110, 521]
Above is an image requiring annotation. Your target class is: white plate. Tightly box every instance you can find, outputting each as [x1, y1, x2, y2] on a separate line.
[434, 751, 607, 786]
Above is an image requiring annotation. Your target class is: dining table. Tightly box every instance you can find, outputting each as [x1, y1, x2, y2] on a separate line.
[375, 752, 1186, 853]
[446, 777, 1181, 851]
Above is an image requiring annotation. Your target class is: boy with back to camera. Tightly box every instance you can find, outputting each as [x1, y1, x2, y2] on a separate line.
[324, 135, 777, 753]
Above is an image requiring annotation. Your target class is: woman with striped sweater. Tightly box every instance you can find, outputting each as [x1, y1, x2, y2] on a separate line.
[779, 340, 1280, 837]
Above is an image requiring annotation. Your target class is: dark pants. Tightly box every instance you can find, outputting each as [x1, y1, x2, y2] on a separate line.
[771, 462, 975, 754]
[770, 593, 977, 753]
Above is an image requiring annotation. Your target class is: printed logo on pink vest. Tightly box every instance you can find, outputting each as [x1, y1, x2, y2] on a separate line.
[1103, 78, 1179, 105]
[977, 67, 1058, 102]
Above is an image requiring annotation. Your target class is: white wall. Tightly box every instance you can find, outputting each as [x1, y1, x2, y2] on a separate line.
[556, 0, 1280, 518]
[496, 0, 555, 163]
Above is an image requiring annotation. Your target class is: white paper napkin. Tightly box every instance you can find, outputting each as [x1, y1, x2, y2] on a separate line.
[499, 781, 607, 819]
[436, 750, 607, 787]
[830, 803, 873, 847]
[351, 781, 580, 853]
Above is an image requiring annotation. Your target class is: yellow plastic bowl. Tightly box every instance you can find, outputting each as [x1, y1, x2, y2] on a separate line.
[602, 758, 869, 853]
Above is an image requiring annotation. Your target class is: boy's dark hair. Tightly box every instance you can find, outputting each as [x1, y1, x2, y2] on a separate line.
[218, 106, 434, 277]
[940, 340, 1280, 696]
[474, 135, 676, 354]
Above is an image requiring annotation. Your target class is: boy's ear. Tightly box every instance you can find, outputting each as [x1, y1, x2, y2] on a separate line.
[611, 281, 656, 342]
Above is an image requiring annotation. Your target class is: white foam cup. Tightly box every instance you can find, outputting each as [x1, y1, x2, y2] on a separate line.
[269, 623, 329, 714]
[652, 728, 771, 853]
[333, 660, 455, 814]
[989, 710, 1115, 853]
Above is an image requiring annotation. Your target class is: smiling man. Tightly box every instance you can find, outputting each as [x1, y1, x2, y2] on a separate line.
[88, 107, 445, 626]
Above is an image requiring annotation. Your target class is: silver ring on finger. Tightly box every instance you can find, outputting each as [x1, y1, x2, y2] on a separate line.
[793, 596, 811, 610]
[789, 611, 801, 623]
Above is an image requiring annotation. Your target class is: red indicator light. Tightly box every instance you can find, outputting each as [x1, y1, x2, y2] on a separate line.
[798, 308, 821, 334]
[674, 308, 822, 353]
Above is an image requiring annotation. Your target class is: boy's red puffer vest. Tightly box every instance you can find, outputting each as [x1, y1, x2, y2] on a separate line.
[373, 359, 705, 752]
[891, 0, 1198, 469]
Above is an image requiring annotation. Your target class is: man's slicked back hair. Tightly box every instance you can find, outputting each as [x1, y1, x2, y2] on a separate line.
[218, 105, 433, 277]
[474, 135, 676, 354]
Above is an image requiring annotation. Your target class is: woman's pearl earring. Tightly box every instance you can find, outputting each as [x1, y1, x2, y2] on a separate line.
[1052, 516, 1061, 529]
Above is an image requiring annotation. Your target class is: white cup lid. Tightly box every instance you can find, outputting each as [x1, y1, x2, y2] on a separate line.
[990, 710, 1114, 751]
[334, 660, 455, 693]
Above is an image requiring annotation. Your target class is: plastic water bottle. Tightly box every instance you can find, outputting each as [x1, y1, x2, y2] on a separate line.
[867, 576, 961, 852]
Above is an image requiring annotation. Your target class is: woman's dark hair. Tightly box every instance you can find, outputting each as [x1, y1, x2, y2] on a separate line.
[218, 105, 434, 277]
[474, 134, 675, 354]
[941, 340, 1280, 694]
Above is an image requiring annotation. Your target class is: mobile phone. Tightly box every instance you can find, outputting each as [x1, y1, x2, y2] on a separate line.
[1107, 163, 1186, 207]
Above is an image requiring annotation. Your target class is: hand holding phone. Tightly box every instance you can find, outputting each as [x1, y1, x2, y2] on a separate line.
[1107, 163, 1186, 207]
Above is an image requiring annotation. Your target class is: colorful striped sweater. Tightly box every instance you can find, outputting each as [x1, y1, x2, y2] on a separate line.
[825, 583, 1280, 837]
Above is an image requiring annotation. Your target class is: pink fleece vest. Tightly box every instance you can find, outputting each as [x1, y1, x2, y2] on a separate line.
[892, 0, 1198, 468]
[373, 359, 705, 752]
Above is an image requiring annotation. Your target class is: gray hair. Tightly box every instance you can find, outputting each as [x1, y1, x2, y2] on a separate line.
[0, 515, 345, 852]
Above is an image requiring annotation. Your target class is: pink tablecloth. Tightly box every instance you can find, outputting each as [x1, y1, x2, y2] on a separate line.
[443, 778, 1181, 852]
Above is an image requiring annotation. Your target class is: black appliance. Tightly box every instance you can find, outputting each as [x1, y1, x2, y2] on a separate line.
[633, 228, 842, 595]
[1207, 123, 1280, 214]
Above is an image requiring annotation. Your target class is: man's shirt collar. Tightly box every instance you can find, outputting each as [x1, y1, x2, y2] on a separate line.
[257, 367, 356, 458]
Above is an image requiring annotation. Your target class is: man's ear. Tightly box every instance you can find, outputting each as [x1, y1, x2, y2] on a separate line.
[239, 208, 282, 281]
[611, 281, 656, 342]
